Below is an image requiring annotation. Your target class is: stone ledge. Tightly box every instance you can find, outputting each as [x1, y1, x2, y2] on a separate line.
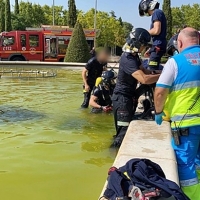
[99, 121, 179, 199]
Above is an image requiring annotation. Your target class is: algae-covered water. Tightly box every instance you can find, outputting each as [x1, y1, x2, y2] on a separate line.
[0, 69, 115, 200]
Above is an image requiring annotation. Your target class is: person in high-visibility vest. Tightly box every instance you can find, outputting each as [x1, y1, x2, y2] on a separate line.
[154, 27, 200, 199]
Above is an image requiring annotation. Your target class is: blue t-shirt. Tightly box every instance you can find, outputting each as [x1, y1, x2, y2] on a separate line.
[114, 53, 141, 97]
[150, 9, 167, 47]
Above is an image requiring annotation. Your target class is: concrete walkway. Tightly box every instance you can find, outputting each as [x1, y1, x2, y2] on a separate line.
[99, 121, 179, 199]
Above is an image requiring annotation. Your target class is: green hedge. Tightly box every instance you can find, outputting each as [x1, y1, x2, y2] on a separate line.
[65, 21, 90, 62]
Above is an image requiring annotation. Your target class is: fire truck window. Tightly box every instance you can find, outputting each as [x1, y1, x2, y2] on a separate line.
[29, 35, 39, 47]
[3, 36, 14, 46]
[20, 34, 26, 47]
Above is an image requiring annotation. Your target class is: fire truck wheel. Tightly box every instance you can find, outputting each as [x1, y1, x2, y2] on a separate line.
[11, 56, 24, 61]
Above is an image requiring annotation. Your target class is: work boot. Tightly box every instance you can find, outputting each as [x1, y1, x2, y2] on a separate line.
[81, 92, 90, 108]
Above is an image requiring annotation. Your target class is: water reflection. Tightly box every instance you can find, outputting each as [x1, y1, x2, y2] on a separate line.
[0, 70, 115, 200]
[34, 140, 75, 145]
[0, 105, 45, 122]
[84, 157, 113, 167]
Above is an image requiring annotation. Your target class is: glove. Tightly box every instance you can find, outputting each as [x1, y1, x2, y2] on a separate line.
[102, 106, 112, 112]
[155, 112, 166, 125]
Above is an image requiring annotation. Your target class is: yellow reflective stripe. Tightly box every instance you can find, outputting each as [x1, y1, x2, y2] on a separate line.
[171, 118, 200, 128]
[171, 114, 200, 121]
[149, 61, 158, 66]
[123, 172, 130, 179]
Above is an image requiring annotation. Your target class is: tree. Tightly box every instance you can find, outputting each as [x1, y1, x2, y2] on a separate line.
[68, 0, 77, 27]
[0, 0, 5, 31]
[64, 21, 90, 62]
[162, 0, 172, 39]
[122, 22, 133, 37]
[5, 0, 12, 31]
[118, 17, 123, 26]
[110, 10, 116, 18]
[78, 9, 126, 47]
[14, 0, 19, 14]
[171, 4, 200, 34]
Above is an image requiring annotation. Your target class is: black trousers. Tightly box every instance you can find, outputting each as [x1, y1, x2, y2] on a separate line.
[148, 46, 166, 70]
[111, 93, 134, 147]
[81, 84, 94, 108]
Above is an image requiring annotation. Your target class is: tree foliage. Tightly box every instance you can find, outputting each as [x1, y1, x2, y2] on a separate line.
[64, 21, 90, 62]
[122, 22, 133, 38]
[78, 9, 129, 47]
[172, 4, 200, 34]
[0, 0, 132, 48]
[14, 0, 19, 14]
[5, 0, 12, 31]
[162, 0, 172, 39]
[0, 0, 5, 32]
[68, 0, 77, 28]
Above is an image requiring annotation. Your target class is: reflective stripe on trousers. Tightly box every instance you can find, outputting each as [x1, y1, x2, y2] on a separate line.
[117, 121, 129, 126]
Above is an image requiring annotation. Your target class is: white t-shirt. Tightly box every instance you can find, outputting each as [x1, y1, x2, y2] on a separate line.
[156, 58, 178, 88]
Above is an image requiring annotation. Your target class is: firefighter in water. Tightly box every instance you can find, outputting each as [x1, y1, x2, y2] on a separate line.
[81, 49, 110, 108]
[139, 0, 167, 70]
[89, 70, 116, 113]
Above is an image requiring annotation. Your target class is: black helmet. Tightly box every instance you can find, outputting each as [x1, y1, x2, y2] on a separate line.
[166, 34, 178, 56]
[123, 28, 151, 53]
[101, 70, 115, 85]
[139, 0, 160, 16]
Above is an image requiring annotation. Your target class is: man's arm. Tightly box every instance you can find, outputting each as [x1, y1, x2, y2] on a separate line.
[139, 64, 152, 75]
[149, 20, 161, 35]
[154, 87, 169, 113]
[132, 70, 160, 84]
[89, 95, 101, 109]
[154, 58, 178, 113]
[82, 68, 90, 92]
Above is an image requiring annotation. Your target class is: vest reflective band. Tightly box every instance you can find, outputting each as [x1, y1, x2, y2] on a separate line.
[164, 46, 200, 128]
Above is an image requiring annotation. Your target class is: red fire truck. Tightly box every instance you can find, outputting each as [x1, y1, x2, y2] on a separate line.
[0, 25, 96, 62]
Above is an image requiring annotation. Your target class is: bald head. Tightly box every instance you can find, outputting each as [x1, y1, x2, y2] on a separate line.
[177, 27, 200, 52]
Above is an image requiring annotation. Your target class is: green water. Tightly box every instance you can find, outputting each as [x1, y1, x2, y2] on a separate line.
[0, 69, 115, 200]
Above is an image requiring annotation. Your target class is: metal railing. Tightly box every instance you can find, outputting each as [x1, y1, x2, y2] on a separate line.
[0, 61, 119, 69]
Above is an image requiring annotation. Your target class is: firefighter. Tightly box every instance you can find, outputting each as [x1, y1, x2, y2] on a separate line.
[89, 70, 116, 113]
[154, 27, 200, 199]
[81, 48, 110, 108]
[166, 34, 179, 56]
[111, 28, 160, 148]
[139, 0, 167, 70]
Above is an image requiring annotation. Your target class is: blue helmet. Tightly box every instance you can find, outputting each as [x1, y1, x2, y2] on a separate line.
[101, 70, 116, 85]
[123, 28, 151, 53]
[166, 34, 179, 56]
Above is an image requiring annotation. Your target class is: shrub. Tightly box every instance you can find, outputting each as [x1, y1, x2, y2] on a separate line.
[64, 21, 90, 62]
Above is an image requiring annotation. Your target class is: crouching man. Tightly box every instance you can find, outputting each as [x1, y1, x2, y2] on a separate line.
[89, 70, 116, 113]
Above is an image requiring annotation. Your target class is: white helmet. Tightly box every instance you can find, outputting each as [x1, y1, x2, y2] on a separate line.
[139, 0, 160, 16]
